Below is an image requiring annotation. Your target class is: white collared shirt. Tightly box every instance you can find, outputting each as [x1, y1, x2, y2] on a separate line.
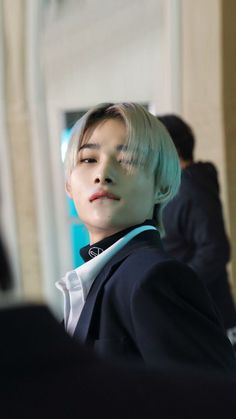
[56, 225, 156, 335]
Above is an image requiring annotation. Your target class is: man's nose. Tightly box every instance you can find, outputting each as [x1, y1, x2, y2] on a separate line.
[94, 158, 116, 185]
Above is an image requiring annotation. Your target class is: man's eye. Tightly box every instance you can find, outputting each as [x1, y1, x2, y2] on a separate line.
[79, 158, 96, 163]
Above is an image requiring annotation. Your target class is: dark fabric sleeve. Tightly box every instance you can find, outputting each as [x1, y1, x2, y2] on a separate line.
[179, 191, 230, 284]
[130, 262, 236, 371]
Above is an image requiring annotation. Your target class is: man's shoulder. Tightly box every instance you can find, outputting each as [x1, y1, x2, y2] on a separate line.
[115, 245, 197, 287]
[118, 244, 171, 269]
[125, 244, 189, 266]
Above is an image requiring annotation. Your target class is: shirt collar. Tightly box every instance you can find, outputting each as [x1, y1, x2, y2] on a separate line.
[58, 223, 157, 298]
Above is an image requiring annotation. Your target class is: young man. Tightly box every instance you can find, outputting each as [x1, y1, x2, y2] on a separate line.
[57, 103, 236, 370]
[159, 114, 236, 348]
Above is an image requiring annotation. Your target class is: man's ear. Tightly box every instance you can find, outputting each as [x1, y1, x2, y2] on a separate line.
[65, 181, 72, 198]
[154, 186, 170, 203]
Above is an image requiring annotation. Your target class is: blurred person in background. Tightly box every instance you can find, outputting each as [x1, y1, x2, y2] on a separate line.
[57, 102, 236, 371]
[159, 114, 236, 349]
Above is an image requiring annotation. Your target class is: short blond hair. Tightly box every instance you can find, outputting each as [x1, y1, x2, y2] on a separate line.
[65, 103, 180, 234]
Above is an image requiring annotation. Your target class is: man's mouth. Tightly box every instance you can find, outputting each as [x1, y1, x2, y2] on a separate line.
[89, 191, 120, 202]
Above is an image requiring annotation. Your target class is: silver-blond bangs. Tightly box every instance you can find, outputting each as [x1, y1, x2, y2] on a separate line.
[106, 103, 160, 174]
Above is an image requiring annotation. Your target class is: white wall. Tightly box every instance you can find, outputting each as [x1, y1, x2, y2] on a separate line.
[43, 0, 181, 112]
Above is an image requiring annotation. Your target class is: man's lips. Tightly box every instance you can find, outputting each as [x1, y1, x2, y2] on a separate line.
[89, 191, 120, 202]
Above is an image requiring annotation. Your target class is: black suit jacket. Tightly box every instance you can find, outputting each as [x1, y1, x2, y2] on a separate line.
[74, 230, 236, 371]
[1, 304, 236, 419]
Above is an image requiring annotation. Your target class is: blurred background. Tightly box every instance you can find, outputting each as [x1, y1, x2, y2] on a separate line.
[0, 0, 235, 314]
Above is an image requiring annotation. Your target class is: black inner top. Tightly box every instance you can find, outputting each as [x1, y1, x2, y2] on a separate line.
[80, 220, 156, 262]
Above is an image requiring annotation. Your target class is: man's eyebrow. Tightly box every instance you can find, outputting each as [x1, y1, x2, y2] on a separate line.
[78, 143, 100, 151]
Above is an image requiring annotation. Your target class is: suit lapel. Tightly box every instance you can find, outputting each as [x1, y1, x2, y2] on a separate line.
[73, 256, 127, 343]
[74, 229, 162, 343]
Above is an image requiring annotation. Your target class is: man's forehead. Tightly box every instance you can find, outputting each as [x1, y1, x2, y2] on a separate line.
[83, 118, 126, 139]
